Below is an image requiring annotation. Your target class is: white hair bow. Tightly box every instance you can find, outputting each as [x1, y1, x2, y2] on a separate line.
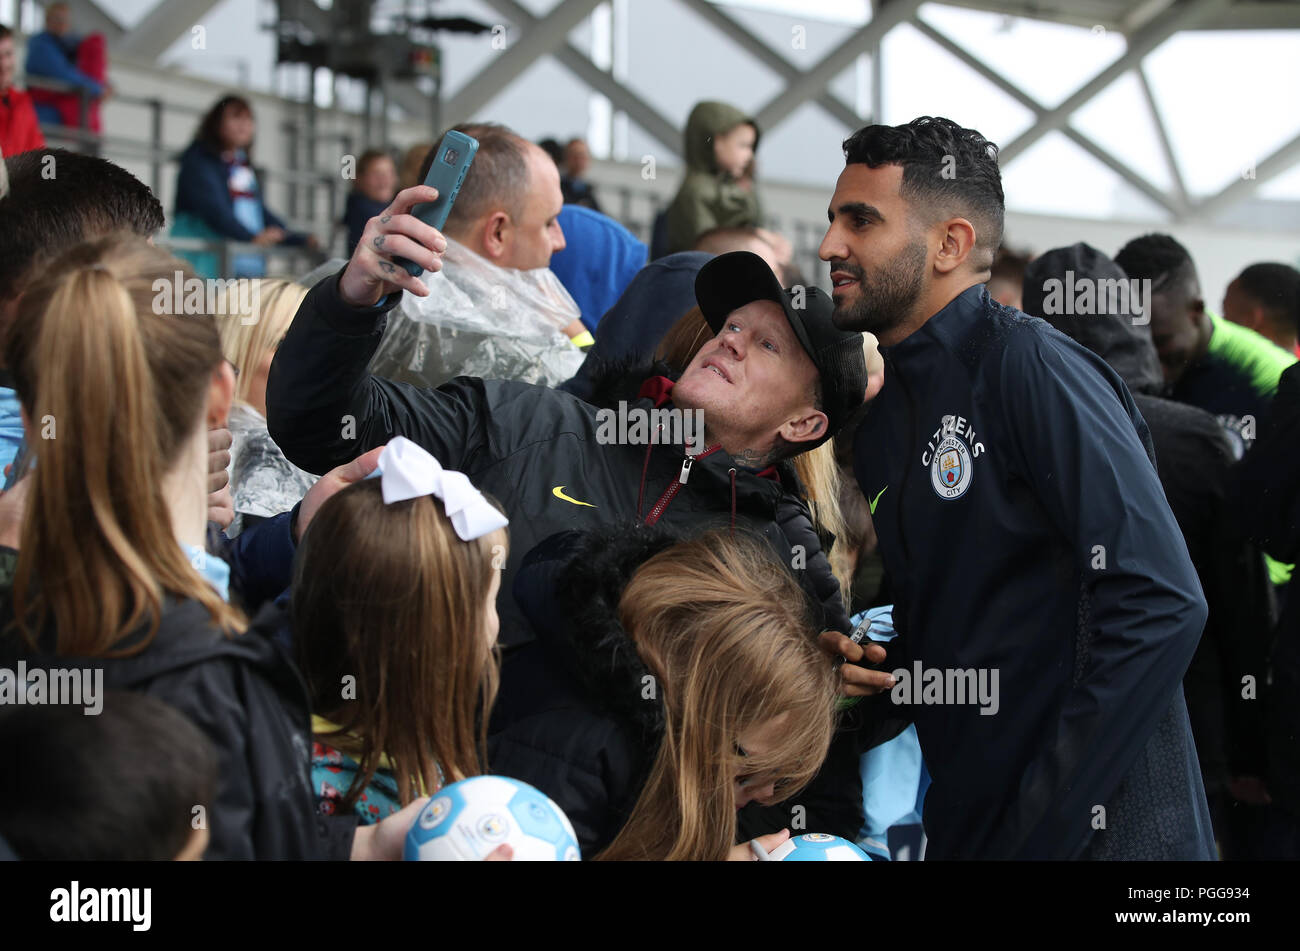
[365, 437, 508, 542]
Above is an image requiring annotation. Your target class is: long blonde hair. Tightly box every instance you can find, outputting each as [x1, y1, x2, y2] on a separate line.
[597, 531, 838, 861]
[215, 279, 308, 408]
[292, 479, 506, 810]
[3, 235, 243, 654]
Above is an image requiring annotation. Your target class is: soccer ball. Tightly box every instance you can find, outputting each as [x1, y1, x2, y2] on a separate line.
[404, 775, 581, 861]
[769, 833, 871, 861]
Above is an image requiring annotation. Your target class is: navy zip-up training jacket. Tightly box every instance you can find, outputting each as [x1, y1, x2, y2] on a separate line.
[854, 283, 1215, 860]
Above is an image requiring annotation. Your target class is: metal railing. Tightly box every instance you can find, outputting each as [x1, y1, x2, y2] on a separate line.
[594, 180, 830, 288]
[23, 77, 830, 286]
[25, 75, 347, 266]
[157, 235, 328, 281]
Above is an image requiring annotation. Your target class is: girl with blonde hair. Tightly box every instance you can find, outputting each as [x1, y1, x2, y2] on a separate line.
[216, 277, 317, 536]
[490, 526, 839, 860]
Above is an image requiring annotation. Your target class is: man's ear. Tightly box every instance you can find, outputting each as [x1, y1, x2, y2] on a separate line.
[481, 211, 511, 262]
[207, 361, 236, 429]
[777, 408, 830, 448]
[933, 217, 977, 276]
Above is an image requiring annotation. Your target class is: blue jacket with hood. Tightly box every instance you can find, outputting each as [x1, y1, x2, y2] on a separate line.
[855, 283, 1215, 860]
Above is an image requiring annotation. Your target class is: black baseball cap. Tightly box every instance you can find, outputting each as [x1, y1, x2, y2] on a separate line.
[694, 251, 867, 447]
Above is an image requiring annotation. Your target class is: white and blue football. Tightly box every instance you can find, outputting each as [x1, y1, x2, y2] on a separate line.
[404, 775, 581, 861]
[769, 833, 871, 861]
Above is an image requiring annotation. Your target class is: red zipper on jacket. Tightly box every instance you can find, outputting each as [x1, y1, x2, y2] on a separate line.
[644, 445, 722, 526]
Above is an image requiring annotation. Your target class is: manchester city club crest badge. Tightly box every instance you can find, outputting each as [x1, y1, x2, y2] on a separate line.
[930, 434, 973, 499]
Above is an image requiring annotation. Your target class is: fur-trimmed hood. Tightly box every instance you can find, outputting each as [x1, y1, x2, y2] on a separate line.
[512, 525, 680, 753]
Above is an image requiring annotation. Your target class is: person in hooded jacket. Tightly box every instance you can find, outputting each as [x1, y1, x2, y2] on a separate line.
[0, 236, 413, 861]
[825, 118, 1214, 860]
[490, 525, 840, 860]
[267, 188, 902, 839]
[1023, 243, 1275, 854]
[664, 101, 763, 255]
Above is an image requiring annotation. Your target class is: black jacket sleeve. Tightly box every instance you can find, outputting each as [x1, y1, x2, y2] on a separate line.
[984, 333, 1208, 859]
[266, 272, 492, 476]
[207, 507, 298, 614]
[488, 710, 639, 858]
[773, 493, 851, 636]
[142, 658, 259, 860]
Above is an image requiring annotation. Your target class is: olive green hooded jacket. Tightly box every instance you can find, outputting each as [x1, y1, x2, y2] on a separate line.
[664, 101, 763, 254]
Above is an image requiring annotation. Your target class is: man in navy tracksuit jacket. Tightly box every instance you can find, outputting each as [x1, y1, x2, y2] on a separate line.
[821, 117, 1215, 860]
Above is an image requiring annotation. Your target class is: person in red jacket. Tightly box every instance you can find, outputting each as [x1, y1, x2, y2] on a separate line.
[0, 25, 45, 158]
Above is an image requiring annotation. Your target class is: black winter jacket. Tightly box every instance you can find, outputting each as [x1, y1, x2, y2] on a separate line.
[858, 283, 1215, 860]
[0, 560, 353, 860]
[266, 271, 850, 648]
[488, 528, 675, 856]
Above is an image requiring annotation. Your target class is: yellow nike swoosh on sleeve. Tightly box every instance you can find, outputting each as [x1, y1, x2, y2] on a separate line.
[869, 486, 887, 514]
[552, 485, 596, 508]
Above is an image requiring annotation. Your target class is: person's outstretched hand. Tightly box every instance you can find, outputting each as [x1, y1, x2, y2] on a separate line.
[294, 446, 385, 543]
[338, 185, 448, 307]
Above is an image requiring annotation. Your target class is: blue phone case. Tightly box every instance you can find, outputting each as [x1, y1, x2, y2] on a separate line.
[394, 131, 479, 276]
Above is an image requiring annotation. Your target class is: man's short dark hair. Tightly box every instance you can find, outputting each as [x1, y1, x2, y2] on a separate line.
[0, 148, 165, 301]
[0, 24, 13, 42]
[1235, 262, 1300, 336]
[0, 691, 217, 860]
[1114, 233, 1196, 288]
[841, 117, 1004, 269]
[417, 122, 532, 236]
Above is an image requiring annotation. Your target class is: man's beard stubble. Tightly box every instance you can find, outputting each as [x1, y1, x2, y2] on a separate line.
[831, 239, 928, 338]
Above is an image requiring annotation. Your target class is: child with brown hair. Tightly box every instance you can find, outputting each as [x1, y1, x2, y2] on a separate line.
[0, 236, 334, 859]
[293, 437, 509, 823]
[0, 236, 422, 861]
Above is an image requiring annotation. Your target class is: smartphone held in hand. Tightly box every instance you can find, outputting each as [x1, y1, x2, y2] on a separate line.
[393, 130, 479, 277]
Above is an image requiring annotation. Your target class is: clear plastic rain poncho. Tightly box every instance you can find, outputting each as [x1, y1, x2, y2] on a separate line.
[226, 402, 319, 538]
[366, 238, 586, 389]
